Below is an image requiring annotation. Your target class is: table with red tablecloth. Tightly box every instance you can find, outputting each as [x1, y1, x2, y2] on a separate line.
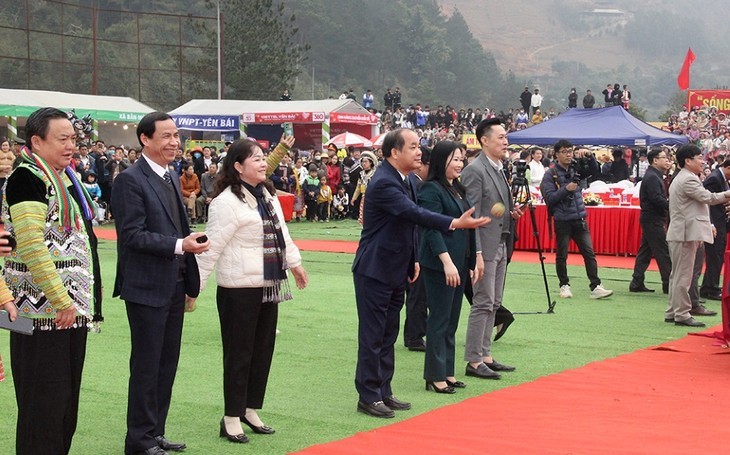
[515, 204, 641, 256]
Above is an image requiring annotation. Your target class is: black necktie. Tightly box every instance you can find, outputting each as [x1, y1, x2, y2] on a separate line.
[163, 171, 172, 185]
[403, 177, 413, 200]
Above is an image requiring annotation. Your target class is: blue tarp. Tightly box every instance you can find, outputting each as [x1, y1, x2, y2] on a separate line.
[508, 106, 688, 147]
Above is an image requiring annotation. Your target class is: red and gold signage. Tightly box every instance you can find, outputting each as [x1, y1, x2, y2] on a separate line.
[688, 90, 730, 113]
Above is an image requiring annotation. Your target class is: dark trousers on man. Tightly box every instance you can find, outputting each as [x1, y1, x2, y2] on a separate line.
[554, 219, 600, 290]
[11, 326, 87, 455]
[631, 219, 672, 289]
[403, 275, 427, 349]
[124, 281, 185, 454]
[700, 230, 727, 297]
[216, 287, 277, 415]
[354, 273, 405, 404]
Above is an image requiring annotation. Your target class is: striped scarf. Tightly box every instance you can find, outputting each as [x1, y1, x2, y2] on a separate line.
[243, 182, 291, 303]
[20, 146, 95, 231]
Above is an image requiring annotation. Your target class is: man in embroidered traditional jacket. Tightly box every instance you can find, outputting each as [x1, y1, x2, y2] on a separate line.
[3, 107, 100, 454]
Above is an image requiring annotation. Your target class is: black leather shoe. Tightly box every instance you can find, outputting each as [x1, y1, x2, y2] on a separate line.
[699, 293, 722, 301]
[242, 416, 275, 435]
[465, 363, 500, 379]
[135, 447, 169, 455]
[219, 418, 249, 444]
[154, 436, 186, 452]
[690, 305, 718, 317]
[664, 317, 674, 323]
[629, 285, 654, 293]
[484, 360, 516, 372]
[675, 317, 706, 327]
[425, 381, 456, 394]
[446, 379, 466, 388]
[383, 395, 411, 410]
[357, 401, 395, 418]
[407, 343, 426, 352]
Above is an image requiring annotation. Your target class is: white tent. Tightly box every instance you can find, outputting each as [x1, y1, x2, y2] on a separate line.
[169, 99, 377, 149]
[0, 88, 155, 146]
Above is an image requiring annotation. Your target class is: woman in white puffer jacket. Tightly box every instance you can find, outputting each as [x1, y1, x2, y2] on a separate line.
[195, 139, 308, 445]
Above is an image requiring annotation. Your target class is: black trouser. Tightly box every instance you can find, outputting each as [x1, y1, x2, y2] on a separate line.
[554, 218, 600, 290]
[422, 267, 465, 382]
[217, 287, 277, 416]
[305, 199, 317, 221]
[11, 325, 87, 455]
[317, 201, 330, 221]
[124, 282, 185, 454]
[631, 218, 671, 288]
[700, 229, 727, 296]
[403, 274, 427, 348]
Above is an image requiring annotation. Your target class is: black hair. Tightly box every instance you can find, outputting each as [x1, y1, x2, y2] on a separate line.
[675, 144, 701, 168]
[381, 128, 408, 158]
[25, 107, 69, 151]
[426, 141, 466, 199]
[475, 118, 502, 144]
[530, 147, 543, 158]
[136, 111, 173, 148]
[553, 139, 573, 155]
[214, 139, 266, 200]
[647, 147, 664, 164]
[420, 145, 432, 165]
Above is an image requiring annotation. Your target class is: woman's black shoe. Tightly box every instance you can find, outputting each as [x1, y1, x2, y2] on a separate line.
[219, 418, 249, 443]
[446, 379, 466, 388]
[242, 416, 275, 435]
[425, 381, 456, 394]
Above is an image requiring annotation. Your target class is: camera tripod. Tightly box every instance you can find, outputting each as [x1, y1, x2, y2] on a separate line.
[510, 174, 556, 315]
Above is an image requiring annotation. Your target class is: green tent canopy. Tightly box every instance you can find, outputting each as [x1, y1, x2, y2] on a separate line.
[0, 88, 154, 122]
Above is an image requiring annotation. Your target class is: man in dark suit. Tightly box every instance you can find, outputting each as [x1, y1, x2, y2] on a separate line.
[699, 160, 730, 301]
[630, 147, 672, 294]
[352, 128, 488, 418]
[403, 146, 431, 352]
[112, 112, 210, 455]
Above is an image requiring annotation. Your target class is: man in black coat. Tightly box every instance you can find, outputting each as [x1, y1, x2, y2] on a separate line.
[112, 112, 210, 455]
[630, 147, 672, 293]
[519, 87, 531, 113]
[699, 160, 730, 300]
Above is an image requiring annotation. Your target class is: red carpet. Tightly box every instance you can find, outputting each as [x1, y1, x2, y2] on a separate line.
[298, 331, 730, 455]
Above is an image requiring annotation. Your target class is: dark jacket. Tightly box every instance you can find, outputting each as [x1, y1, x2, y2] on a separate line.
[352, 160, 452, 288]
[540, 162, 587, 221]
[417, 181, 476, 274]
[638, 165, 669, 223]
[703, 167, 730, 232]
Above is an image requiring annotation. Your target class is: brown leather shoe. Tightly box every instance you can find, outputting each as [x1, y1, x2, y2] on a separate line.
[690, 305, 718, 317]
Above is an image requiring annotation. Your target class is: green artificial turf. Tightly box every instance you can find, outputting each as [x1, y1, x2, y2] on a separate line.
[0, 230, 713, 454]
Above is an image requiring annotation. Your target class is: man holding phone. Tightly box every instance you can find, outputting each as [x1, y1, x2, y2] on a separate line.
[112, 112, 210, 455]
[461, 118, 525, 379]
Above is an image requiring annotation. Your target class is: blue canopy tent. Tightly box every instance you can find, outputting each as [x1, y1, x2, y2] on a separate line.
[508, 106, 688, 147]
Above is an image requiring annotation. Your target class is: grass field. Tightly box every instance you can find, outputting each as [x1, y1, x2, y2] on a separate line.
[0, 220, 713, 454]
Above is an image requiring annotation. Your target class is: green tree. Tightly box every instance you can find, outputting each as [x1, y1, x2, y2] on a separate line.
[213, 0, 310, 100]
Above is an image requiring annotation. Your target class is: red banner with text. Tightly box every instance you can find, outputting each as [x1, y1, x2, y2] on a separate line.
[688, 90, 730, 114]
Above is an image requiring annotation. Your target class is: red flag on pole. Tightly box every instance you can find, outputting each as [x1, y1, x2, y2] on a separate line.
[677, 47, 696, 90]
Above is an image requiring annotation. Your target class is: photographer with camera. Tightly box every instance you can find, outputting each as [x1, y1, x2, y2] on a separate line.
[540, 139, 613, 300]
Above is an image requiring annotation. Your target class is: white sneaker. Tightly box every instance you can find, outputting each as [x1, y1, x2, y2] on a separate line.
[559, 285, 573, 298]
[590, 285, 613, 299]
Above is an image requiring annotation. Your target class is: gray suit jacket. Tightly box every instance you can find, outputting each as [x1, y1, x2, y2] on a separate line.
[461, 152, 514, 261]
[667, 167, 730, 244]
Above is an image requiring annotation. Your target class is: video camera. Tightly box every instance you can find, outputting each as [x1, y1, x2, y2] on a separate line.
[512, 159, 528, 187]
[568, 155, 593, 183]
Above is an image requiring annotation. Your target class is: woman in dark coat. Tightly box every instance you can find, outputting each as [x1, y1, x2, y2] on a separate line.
[418, 141, 478, 394]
